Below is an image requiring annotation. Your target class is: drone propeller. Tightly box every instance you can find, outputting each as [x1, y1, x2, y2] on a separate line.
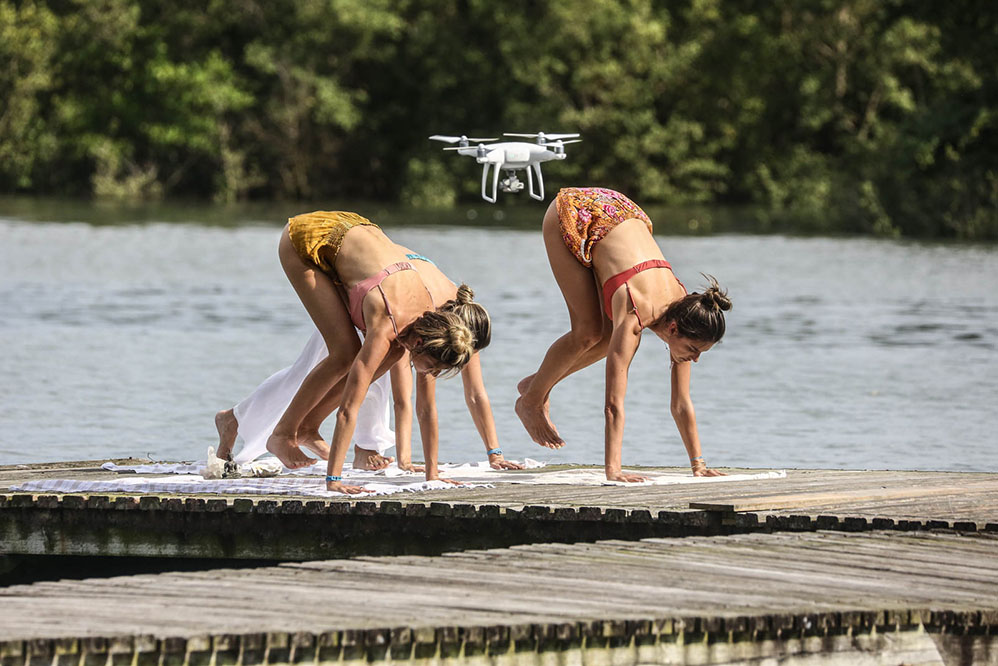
[551, 139, 582, 145]
[429, 135, 498, 144]
[504, 132, 580, 141]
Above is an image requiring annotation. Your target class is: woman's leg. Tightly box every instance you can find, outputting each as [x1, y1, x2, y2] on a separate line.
[516, 202, 605, 448]
[296, 351, 400, 470]
[265, 227, 362, 469]
[214, 409, 239, 461]
[349, 372, 396, 470]
[517, 314, 613, 393]
[293, 375, 395, 470]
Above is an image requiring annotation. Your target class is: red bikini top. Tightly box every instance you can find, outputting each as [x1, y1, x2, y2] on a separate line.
[602, 259, 686, 326]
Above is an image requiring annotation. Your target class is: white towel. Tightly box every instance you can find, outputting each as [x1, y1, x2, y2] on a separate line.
[12, 475, 492, 498]
[46, 461, 786, 498]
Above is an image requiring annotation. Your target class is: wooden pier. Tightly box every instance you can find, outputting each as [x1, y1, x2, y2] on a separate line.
[2, 460, 997, 664]
[2, 531, 997, 664]
[1, 461, 996, 560]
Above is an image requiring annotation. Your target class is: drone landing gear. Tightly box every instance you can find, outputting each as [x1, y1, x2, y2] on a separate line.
[482, 166, 546, 203]
[526, 162, 544, 201]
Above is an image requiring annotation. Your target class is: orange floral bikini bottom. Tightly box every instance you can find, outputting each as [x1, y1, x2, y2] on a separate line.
[555, 187, 653, 267]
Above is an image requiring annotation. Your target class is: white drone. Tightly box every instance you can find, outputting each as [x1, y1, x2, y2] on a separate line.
[430, 132, 581, 203]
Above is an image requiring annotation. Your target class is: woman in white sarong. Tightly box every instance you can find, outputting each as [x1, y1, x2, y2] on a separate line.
[215, 251, 522, 472]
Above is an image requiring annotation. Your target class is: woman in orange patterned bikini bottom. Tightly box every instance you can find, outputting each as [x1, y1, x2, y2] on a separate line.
[515, 187, 733, 482]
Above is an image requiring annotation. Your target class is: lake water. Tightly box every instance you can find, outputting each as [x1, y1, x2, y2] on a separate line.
[1, 199, 996, 472]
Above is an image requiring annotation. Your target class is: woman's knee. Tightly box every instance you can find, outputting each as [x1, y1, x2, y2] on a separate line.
[322, 337, 362, 368]
[569, 321, 604, 350]
[592, 331, 612, 356]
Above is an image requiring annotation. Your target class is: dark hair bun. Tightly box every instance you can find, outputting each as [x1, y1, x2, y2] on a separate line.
[699, 274, 732, 312]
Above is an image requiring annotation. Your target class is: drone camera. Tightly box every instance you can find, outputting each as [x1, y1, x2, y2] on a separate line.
[500, 173, 525, 193]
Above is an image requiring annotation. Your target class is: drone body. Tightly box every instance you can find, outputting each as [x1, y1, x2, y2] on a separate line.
[430, 132, 581, 203]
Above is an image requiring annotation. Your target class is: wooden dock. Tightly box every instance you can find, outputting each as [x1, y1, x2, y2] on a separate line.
[2, 461, 997, 560]
[2, 461, 997, 664]
[2, 531, 997, 664]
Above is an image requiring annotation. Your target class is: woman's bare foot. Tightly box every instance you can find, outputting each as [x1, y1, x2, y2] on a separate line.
[353, 446, 395, 471]
[297, 427, 331, 460]
[515, 395, 564, 449]
[214, 409, 238, 461]
[517, 375, 558, 445]
[265, 432, 314, 469]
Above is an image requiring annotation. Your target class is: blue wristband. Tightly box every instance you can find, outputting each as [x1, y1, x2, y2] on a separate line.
[326, 475, 342, 482]
[487, 448, 502, 456]
[690, 456, 705, 463]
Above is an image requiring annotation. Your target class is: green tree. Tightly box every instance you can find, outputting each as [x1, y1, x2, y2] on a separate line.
[0, 1, 58, 190]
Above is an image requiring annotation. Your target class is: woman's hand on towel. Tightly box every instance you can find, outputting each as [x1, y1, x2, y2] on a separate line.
[397, 461, 426, 473]
[489, 454, 524, 471]
[326, 480, 375, 494]
[606, 471, 650, 483]
[427, 476, 465, 486]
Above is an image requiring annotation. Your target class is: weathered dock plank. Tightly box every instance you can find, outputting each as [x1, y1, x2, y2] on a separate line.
[1, 531, 996, 665]
[689, 479, 998, 512]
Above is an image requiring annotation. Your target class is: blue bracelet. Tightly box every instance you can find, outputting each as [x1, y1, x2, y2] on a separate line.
[326, 475, 342, 482]
[487, 448, 502, 456]
[690, 456, 705, 463]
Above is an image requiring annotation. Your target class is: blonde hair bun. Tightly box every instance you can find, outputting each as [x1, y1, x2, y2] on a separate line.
[407, 310, 477, 375]
[448, 323, 475, 357]
[439, 283, 491, 351]
[455, 284, 475, 305]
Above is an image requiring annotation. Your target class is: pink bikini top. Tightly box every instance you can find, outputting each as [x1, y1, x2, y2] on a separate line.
[347, 261, 432, 334]
[602, 259, 686, 326]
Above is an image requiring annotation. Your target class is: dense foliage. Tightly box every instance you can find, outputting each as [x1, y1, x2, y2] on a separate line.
[2, 0, 996, 237]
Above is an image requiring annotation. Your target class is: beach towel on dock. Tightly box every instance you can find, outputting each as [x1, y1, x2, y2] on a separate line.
[10, 474, 487, 498]
[11, 460, 784, 497]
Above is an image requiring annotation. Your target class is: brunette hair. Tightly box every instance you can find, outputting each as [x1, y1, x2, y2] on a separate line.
[439, 284, 491, 351]
[407, 310, 476, 376]
[656, 274, 732, 342]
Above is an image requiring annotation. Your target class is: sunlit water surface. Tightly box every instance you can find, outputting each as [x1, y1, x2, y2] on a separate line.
[1, 200, 996, 471]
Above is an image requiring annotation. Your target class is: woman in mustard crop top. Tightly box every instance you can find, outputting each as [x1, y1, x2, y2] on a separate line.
[269, 211, 492, 494]
[516, 187, 732, 482]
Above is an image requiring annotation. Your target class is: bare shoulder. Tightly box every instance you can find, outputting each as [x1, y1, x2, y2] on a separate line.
[410, 262, 458, 305]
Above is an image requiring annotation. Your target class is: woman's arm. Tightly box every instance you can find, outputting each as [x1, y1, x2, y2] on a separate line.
[670, 361, 725, 476]
[414, 373, 441, 481]
[390, 352, 422, 472]
[325, 332, 393, 493]
[603, 319, 647, 482]
[413, 374, 461, 485]
[460, 354, 523, 470]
